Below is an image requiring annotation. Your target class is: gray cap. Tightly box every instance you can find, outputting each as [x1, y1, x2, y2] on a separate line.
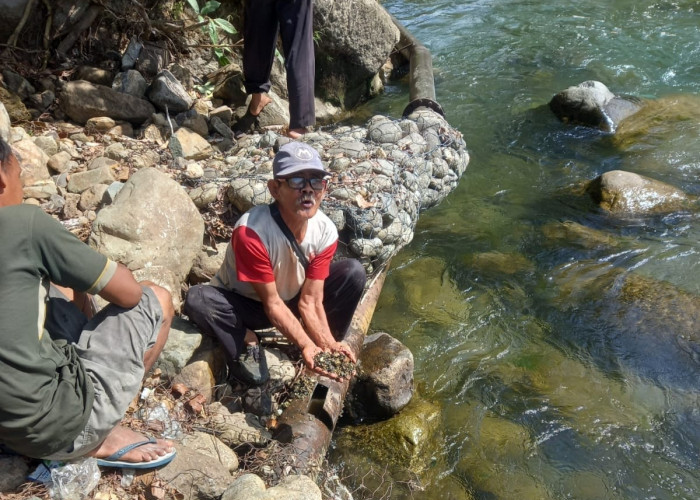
[273, 142, 330, 178]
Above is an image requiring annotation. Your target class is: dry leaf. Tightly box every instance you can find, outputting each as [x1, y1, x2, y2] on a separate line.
[354, 194, 375, 209]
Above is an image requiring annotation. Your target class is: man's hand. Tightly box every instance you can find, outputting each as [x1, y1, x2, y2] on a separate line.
[328, 340, 356, 364]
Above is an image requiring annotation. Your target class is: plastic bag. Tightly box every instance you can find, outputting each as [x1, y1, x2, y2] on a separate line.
[48, 458, 101, 500]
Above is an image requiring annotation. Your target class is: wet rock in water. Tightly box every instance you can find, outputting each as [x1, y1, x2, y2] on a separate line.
[314, 351, 355, 378]
[455, 415, 546, 499]
[612, 94, 700, 150]
[548, 260, 700, 389]
[346, 332, 414, 421]
[586, 169, 694, 215]
[333, 396, 441, 474]
[540, 221, 622, 250]
[549, 80, 643, 132]
[464, 251, 535, 276]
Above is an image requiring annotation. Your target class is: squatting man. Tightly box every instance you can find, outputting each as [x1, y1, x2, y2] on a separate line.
[0, 135, 176, 469]
[185, 141, 367, 384]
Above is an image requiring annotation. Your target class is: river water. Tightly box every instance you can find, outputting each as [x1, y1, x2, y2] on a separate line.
[329, 1, 700, 498]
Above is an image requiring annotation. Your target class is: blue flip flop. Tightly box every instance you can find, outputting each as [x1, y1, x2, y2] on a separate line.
[95, 437, 176, 469]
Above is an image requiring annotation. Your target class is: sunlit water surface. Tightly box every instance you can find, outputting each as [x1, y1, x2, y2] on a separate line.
[329, 1, 700, 498]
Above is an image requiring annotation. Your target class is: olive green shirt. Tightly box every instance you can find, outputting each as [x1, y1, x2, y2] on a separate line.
[0, 204, 116, 457]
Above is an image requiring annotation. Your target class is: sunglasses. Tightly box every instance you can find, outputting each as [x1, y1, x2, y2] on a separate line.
[279, 177, 328, 191]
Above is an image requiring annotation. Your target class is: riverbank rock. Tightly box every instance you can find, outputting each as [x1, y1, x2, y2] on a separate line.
[59, 80, 156, 125]
[222, 473, 322, 500]
[90, 167, 204, 297]
[346, 332, 414, 421]
[158, 444, 235, 500]
[549, 80, 643, 132]
[586, 169, 694, 215]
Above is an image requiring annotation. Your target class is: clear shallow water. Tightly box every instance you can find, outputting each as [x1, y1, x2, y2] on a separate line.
[330, 1, 700, 498]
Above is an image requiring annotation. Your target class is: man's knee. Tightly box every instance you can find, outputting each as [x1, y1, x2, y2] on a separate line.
[346, 259, 367, 292]
[143, 283, 175, 320]
[183, 284, 208, 318]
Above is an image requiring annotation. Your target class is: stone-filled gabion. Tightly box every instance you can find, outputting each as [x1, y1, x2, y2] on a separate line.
[207, 108, 469, 276]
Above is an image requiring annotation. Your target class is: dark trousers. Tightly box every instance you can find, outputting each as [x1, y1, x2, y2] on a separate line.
[184, 259, 366, 373]
[243, 0, 316, 129]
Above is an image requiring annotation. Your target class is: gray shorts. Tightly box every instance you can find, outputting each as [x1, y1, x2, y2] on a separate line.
[43, 286, 163, 460]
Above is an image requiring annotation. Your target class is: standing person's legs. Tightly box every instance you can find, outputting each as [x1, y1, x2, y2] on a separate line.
[322, 260, 367, 339]
[278, 0, 315, 131]
[244, 0, 279, 115]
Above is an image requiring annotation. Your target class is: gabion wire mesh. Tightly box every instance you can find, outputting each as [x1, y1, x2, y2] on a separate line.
[186, 108, 469, 280]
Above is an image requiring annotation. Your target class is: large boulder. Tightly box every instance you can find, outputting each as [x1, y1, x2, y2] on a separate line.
[59, 80, 155, 125]
[89, 167, 204, 286]
[549, 80, 643, 132]
[346, 332, 414, 421]
[586, 170, 694, 215]
[314, 0, 400, 108]
[11, 138, 50, 186]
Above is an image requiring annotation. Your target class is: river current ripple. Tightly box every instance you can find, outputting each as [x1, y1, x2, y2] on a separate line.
[331, 1, 700, 499]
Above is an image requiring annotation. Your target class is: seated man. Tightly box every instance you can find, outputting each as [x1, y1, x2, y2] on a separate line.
[0, 136, 175, 469]
[185, 141, 366, 384]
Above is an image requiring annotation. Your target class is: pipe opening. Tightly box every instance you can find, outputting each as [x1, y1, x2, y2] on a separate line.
[307, 383, 334, 430]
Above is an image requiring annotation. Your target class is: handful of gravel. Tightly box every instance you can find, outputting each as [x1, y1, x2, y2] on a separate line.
[313, 351, 355, 378]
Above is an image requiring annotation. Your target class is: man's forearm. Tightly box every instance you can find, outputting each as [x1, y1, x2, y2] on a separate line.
[298, 298, 335, 349]
[264, 296, 315, 350]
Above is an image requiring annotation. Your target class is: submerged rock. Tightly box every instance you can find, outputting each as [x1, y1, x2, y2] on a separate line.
[548, 260, 700, 388]
[334, 396, 441, 474]
[586, 169, 694, 215]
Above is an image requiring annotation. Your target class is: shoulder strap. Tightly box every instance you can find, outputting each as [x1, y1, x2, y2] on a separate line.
[269, 203, 309, 269]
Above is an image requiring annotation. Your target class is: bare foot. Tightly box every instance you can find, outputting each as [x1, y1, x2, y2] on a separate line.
[87, 426, 173, 464]
[287, 127, 307, 139]
[248, 93, 272, 116]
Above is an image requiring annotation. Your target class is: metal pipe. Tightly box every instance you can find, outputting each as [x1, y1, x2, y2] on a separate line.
[387, 13, 445, 118]
[274, 266, 389, 475]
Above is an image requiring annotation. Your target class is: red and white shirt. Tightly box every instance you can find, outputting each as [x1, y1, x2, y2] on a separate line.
[212, 204, 338, 301]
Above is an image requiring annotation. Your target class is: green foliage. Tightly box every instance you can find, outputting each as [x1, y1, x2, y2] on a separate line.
[194, 81, 216, 98]
[172, 1, 184, 19]
[186, 0, 237, 66]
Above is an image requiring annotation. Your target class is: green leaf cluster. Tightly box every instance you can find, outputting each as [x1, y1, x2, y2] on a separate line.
[186, 0, 237, 66]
